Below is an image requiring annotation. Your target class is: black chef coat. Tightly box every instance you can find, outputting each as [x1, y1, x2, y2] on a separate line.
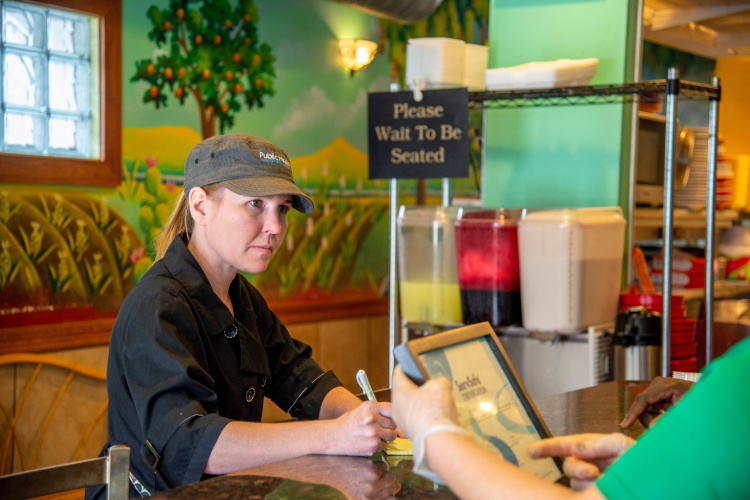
[88, 234, 342, 497]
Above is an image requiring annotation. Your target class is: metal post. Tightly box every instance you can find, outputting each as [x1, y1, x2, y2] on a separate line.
[388, 178, 399, 383]
[388, 83, 400, 385]
[661, 67, 680, 377]
[705, 76, 721, 366]
[442, 178, 450, 207]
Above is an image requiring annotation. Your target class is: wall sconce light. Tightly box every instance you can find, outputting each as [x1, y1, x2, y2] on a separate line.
[338, 39, 378, 74]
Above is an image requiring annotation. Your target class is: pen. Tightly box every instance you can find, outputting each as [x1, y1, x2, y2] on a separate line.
[356, 369, 377, 402]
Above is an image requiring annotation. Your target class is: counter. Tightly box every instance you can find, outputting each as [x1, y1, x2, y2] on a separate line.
[152, 380, 649, 499]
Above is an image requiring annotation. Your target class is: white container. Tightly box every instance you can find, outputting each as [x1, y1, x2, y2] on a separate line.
[397, 205, 464, 325]
[464, 43, 489, 90]
[518, 207, 626, 332]
[485, 58, 598, 90]
[406, 37, 466, 90]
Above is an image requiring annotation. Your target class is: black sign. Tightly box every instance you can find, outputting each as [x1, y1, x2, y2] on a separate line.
[367, 88, 469, 179]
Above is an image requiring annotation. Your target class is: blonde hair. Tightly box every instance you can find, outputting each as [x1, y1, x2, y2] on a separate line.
[154, 183, 224, 261]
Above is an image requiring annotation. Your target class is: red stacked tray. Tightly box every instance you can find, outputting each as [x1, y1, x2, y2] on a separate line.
[619, 292, 697, 373]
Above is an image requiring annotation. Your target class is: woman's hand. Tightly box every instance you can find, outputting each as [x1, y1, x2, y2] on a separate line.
[327, 401, 398, 456]
[527, 433, 635, 490]
[621, 376, 693, 429]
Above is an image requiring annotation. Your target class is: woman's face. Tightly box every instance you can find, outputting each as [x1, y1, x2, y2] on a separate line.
[200, 188, 293, 275]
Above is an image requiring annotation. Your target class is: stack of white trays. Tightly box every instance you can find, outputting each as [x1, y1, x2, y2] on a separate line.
[406, 37, 466, 89]
[485, 58, 599, 90]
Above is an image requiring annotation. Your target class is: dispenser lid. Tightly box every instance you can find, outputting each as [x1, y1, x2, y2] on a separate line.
[397, 205, 464, 226]
[521, 206, 625, 226]
[613, 307, 662, 347]
[456, 208, 521, 227]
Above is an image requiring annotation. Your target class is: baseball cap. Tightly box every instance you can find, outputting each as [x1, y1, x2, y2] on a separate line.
[183, 134, 314, 214]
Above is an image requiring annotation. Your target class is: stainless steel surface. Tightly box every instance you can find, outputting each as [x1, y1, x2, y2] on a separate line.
[615, 345, 661, 381]
[705, 76, 721, 365]
[661, 67, 679, 377]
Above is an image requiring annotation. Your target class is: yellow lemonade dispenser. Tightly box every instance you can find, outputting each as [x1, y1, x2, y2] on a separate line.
[397, 205, 463, 325]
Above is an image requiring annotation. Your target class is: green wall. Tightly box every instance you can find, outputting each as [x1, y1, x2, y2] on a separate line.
[483, 0, 639, 209]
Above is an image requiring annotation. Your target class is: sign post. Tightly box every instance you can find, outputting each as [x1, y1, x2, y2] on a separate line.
[367, 88, 470, 380]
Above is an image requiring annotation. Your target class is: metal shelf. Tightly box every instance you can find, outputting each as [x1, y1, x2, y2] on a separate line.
[385, 72, 721, 379]
[468, 79, 720, 109]
[466, 71, 721, 376]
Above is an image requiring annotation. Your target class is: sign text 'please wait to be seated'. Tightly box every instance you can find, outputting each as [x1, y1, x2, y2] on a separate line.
[367, 88, 469, 180]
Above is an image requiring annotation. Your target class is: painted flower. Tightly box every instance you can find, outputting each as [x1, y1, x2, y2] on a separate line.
[129, 247, 145, 265]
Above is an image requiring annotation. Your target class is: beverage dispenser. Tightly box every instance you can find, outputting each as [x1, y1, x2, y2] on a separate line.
[454, 209, 522, 328]
[397, 206, 462, 325]
[518, 207, 626, 332]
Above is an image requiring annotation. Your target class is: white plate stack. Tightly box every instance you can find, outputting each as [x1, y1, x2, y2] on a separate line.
[485, 58, 598, 90]
[464, 43, 489, 90]
[674, 127, 709, 210]
[406, 37, 467, 90]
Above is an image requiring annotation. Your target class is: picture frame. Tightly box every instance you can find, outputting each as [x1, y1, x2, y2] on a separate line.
[395, 321, 566, 483]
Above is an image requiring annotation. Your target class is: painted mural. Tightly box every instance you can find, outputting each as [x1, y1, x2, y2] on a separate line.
[0, 0, 488, 329]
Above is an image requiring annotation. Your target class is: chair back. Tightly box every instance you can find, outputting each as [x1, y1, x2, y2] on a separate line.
[0, 353, 109, 474]
[0, 444, 129, 500]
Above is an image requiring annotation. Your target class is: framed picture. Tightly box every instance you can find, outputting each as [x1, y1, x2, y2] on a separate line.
[395, 322, 566, 483]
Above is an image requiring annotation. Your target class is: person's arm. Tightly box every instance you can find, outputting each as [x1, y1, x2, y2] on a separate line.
[424, 430, 604, 500]
[391, 367, 604, 500]
[205, 399, 397, 474]
[620, 376, 693, 428]
[318, 385, 370, 418]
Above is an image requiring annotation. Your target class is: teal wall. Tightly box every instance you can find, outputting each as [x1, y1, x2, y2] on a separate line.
[483, 0, 639, 209]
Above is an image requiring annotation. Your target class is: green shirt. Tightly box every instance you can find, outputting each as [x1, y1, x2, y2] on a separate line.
[596, 337, 750, 499]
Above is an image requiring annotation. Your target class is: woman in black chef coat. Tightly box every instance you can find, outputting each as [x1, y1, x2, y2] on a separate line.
[88, 134, 398, 498]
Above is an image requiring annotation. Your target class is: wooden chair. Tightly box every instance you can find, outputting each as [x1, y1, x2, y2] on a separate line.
[0, 353, 109, 475]
[0, 444, 129, 500]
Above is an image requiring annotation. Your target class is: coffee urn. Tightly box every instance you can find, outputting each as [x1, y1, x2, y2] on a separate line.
[612, 306, 662, 381]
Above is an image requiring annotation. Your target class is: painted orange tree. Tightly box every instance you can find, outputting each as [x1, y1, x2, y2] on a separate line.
[131, 0, 275, 138]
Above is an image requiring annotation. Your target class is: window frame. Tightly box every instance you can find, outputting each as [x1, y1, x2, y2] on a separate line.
[0, 0, 121, 187]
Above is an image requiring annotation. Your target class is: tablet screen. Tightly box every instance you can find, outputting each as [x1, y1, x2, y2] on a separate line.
[419, 335, 563, 482]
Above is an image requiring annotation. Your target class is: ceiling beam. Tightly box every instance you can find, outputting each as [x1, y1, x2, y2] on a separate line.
[644, 4, 750, 31]
[645, 24, 750, 58]
[717, 32, 750, 52]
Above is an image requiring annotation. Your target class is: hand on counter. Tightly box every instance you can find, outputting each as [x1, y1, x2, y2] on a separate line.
[621, 376, 694, 429]
[330, 400, 399, 456]
[527, 433, 635, 490]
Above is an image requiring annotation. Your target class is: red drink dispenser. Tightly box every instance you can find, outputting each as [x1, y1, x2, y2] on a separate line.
[454, 209, 522, 328]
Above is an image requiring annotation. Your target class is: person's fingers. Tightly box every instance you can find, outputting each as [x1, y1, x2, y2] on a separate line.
[527, 435, 575, 458]
[621, 377, 691, 428]
[640, 410, 666, 429]
[528, 433, 633, 461]
[562, 456, 601, 481]
[379, 427, 398, 443]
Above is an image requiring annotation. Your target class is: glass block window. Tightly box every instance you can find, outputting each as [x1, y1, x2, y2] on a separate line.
[0, 0, 100, 159]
